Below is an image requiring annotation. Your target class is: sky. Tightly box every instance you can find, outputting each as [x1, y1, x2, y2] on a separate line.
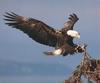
[0, 0, 100, 69]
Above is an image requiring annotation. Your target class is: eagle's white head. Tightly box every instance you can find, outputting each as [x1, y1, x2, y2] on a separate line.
[67, 30, 80, 39]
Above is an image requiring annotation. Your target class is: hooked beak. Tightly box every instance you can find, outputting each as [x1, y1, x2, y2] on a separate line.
[76, 34, 80, 39]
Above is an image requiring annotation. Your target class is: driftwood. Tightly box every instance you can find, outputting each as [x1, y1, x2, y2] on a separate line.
[63, 45, 100, 83]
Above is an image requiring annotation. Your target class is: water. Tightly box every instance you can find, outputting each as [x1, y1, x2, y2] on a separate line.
[0, 76, 66, 83]
[0, 60, 71, 83]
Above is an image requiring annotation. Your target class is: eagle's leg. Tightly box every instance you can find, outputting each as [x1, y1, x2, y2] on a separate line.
[43, 48, 62, 56]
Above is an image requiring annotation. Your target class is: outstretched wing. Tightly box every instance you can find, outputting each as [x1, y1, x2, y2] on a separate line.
[60, 13, 79, 32]
[4, 12, 57, 47]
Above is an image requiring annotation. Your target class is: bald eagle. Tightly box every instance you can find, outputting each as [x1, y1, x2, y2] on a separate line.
[4, 12, 85, 56]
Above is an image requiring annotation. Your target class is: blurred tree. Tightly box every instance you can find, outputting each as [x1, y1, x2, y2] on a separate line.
[64, 46, 100, 83]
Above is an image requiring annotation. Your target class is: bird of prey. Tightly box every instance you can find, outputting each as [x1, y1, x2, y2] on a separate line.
[4, 12, 85, 56]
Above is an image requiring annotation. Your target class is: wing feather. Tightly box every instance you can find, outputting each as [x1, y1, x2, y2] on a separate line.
[61, 13, 79, 32]
[4, 12, 57, 47]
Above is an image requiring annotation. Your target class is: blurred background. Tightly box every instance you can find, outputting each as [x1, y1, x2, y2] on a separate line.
[0, 0, 100, 83]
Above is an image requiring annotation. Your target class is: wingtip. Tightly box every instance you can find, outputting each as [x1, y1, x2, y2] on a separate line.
[3, 12, 18, 22]
[69, 13, 79, 21]
[10, 12, 18, 16]
[4, 12, 18, 17]
[73, 13, 79, 20]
